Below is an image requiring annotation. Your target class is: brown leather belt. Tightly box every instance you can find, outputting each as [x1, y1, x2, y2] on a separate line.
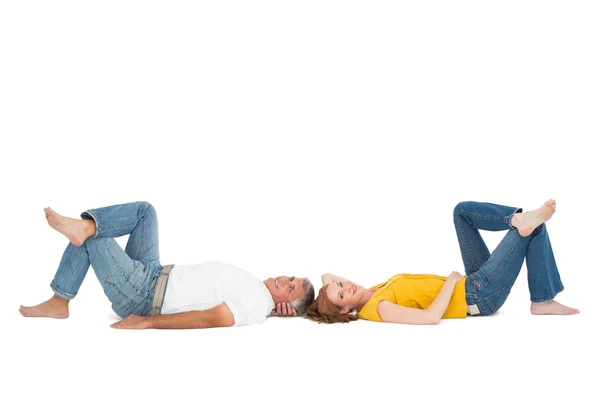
[150, 264, 174, 316]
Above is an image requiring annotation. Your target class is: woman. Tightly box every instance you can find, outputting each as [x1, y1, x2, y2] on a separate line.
[306, 200, 579, 325]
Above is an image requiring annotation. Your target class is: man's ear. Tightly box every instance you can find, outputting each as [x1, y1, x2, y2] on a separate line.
[340, 307, 350, 315]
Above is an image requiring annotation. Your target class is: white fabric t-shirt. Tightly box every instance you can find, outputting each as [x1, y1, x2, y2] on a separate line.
[160, 261, 275, 327]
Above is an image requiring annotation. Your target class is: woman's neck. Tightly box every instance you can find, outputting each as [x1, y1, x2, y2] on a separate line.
[356, 290, 375, 311]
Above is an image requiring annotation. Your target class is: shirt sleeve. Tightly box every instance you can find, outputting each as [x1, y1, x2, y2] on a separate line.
[224, 293, 271, 327]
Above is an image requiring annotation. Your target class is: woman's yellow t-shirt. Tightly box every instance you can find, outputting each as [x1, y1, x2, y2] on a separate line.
[358, 274, 468, 322]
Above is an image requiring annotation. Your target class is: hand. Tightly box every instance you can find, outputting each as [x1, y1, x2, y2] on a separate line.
[272, 302, 298, 317]
[110, 314, 151, 329]
[447, 271, 465, 284]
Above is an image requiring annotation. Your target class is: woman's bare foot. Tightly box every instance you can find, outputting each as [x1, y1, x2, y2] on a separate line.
[511, 199, 556, 237]
[44, 207, 95, 246]
[531, 299, 579, 315]
[19, 294, 70, 319]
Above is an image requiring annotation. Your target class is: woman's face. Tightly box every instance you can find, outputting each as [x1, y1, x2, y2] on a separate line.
[325, 280, 362, 314]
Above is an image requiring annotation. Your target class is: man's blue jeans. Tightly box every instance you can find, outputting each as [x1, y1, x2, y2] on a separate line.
[454, 201, 564, 316]
[50, 202, 163, 318]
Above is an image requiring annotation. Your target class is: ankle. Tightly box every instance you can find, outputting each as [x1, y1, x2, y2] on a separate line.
[510, 214, 521, 229]
[83, 220, 96, 239]
[50, 294, 70, 306]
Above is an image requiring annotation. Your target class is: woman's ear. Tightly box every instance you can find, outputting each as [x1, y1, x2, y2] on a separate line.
[340, 307, 350, 315]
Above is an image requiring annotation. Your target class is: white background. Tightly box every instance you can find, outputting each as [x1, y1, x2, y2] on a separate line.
[1, 1, 598, 399]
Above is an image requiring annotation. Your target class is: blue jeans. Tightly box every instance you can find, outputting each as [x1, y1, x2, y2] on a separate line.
[453, 201, 564, 316]
[50, 202, 164, 318]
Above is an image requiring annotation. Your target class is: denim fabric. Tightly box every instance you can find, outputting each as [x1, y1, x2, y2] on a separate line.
[50, 201, 164, 318]
[454, 201, 564, 316]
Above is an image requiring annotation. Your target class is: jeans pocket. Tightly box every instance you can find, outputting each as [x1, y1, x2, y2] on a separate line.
[127, 260, 160, 297]
[103, 281, 137, 318]
[465, 277, 485, 316]
[483, 286, 511, 314]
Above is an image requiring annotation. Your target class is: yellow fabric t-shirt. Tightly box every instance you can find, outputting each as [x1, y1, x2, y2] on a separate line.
[358, 274, 468, 322]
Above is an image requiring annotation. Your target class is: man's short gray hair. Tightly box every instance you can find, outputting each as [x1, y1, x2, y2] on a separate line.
[290, 277, 315, 315]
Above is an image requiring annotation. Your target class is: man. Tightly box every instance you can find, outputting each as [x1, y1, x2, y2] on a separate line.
[19, 201, 315, 329]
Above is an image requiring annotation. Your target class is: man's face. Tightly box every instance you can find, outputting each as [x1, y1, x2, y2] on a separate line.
[264, 276, 305, 305]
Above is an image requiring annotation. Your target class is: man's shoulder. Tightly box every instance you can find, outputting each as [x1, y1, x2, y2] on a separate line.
[177, 261, 264, 284]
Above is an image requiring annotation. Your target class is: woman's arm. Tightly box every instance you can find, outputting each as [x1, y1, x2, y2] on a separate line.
[376, 271, 464, 325]
[321, 273, 350, 286]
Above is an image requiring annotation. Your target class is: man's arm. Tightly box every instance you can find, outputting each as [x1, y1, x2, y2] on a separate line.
[272, 302, 297, 317]
[111, 302, 235, 329]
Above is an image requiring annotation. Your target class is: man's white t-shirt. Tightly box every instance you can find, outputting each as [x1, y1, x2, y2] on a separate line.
[160, 261, 275, 327]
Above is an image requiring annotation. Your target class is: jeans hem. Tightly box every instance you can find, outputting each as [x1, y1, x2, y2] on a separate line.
[530, 285, 565, 303]
[508, 207, 523, 230]
[81, 209, 101, 237]
[50, 281, 76, 300]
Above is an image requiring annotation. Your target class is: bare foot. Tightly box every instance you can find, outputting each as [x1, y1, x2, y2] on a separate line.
[19, 295, 70, 319]
[531, 299, 579, 315]
[44, 207, 95, 246]
[511, 199, 556, 237]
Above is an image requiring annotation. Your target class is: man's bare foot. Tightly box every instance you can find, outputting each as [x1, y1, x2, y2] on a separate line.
[531, 299, 579, 315]
[511, 199, 556, 237]
[19, 294, 70, 319]
[44, 207, 95, 246]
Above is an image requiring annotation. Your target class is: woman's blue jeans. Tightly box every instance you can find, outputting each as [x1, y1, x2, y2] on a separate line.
[453, 201, 564, 316]
[50, 202, 163, 318]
